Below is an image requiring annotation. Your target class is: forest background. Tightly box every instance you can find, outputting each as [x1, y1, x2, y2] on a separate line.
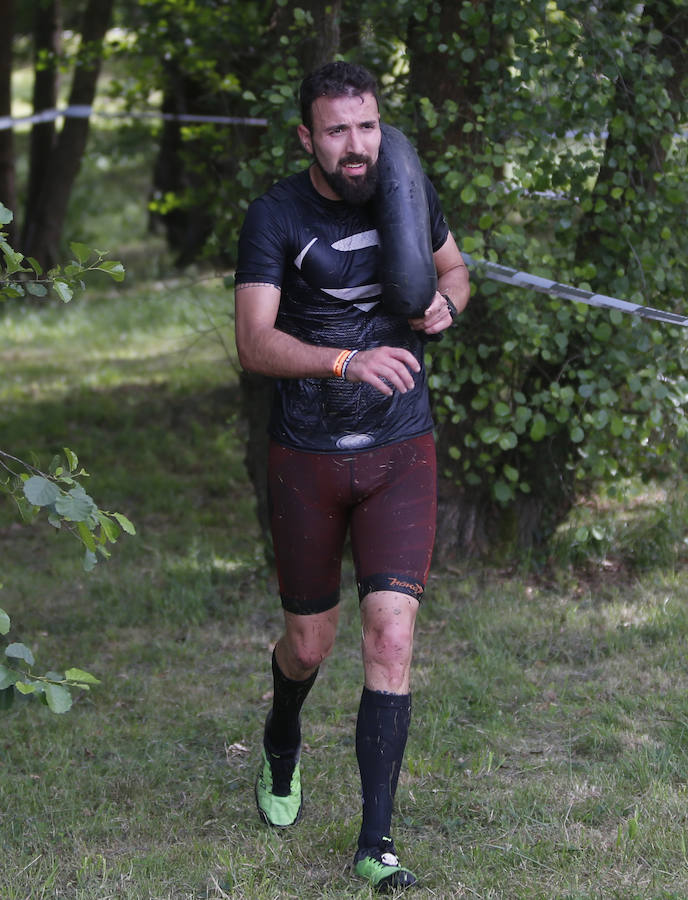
[2, 1, 688, 898]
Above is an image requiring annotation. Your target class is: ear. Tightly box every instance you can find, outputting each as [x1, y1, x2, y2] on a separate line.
[297, 124, 313, 154]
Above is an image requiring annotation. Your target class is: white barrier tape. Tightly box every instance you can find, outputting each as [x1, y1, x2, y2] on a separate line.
[0, 105, 268, 130]
[463, 254, 688, 328]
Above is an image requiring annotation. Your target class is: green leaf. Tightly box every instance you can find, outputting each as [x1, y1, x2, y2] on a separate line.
[0, 607, 9, 635]
[53, 281, 73, 303]
[6, 642, 35, 666]
[45, 683, 73, 714]
[0, 664, 17, 689]
[97, 511, 120, 543]
[63, 447, 79, 471]
[15, 495, 38, 523]
[63, 263, 82, 279]
[77, 520, 97, 551]
[70, 241, 93, 263]
[23, 475, 61, 507]
[54, 486, 97, 522]
[480, 426, 501, 444]
[530, 414, 547, 442]
[494, 481, 514, 503]
[27, 256, 43, 276]
[25, 282, 48, 297]
[65, 667, 101, 686]
[97, 260, 125, 281]
[112, 512, 136, 535]
[15, 681, 39, 695]
[83, 549, 98, 572]
[0, 203, 13, 225]
[593, 322, 612, 342]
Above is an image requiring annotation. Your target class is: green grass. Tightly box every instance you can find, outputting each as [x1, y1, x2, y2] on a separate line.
[2, 278, 688, 899]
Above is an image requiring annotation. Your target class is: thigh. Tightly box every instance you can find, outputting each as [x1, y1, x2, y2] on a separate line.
[350, 434, 437, 603]
[268, 442, 350, 615]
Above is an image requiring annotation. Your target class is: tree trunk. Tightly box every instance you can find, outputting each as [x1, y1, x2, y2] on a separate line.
[21, 0, 61, 249]
[150, 62, 218, 265]
[0, 0, 17, 242]
[275, 0, 342, 73]
[21, 0, 114, 269]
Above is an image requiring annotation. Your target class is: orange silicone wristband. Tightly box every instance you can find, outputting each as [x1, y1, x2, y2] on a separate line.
[333, 349, 350, 378]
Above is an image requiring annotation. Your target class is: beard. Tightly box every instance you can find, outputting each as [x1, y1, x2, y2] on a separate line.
[315, 151, 379, 206]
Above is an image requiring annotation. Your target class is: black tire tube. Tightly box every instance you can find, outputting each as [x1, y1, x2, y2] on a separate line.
[375, 122, 437, 318]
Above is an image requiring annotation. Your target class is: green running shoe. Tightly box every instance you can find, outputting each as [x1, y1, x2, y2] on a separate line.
[354, 837, 417, 893]
[255, 745, 302, 827]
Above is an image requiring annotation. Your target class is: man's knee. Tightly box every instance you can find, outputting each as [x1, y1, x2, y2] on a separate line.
[286, 638, 335, 673]
[361, 592, 418, 666]
[280, 609, 339, 676]
[362, 619, 414, 667]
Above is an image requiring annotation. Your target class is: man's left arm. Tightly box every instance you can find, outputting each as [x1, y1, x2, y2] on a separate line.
[408, 231, 470, 337]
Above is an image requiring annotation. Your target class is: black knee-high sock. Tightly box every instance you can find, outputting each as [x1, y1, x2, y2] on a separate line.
[264, 649, 318, 754]
[356, 686, 412, 850]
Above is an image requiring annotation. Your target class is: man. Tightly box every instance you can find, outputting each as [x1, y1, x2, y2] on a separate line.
[234, 61, 469, 892]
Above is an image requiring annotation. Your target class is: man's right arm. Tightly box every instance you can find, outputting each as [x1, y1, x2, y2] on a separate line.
[235, 282, 344, 379]
[234, 283, 420, 396]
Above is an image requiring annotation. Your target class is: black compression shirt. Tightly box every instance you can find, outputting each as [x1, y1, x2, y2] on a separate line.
[235, 168, 450, 452]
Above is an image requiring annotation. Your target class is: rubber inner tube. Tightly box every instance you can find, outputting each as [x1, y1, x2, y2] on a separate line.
[375, 122, 437, 318]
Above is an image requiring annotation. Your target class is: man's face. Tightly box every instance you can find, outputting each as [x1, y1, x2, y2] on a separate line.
[298, 91, 381, 205]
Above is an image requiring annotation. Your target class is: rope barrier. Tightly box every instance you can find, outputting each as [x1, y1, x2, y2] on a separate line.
[463, 254, 688, 328]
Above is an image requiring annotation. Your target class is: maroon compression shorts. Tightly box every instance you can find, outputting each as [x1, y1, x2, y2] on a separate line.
[268, 433, 437, 615]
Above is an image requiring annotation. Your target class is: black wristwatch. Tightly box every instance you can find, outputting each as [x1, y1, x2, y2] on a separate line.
[441, 293, 458, 321]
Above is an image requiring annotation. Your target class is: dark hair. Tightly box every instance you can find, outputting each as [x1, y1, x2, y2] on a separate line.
[299, 61, 379, 131]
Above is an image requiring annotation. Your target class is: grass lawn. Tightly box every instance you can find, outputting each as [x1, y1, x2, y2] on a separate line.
[2, 272, 688, 899]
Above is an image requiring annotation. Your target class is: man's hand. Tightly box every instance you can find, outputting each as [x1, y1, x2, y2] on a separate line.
[344, 346, 420, 396]
[407, 291, 454, 337]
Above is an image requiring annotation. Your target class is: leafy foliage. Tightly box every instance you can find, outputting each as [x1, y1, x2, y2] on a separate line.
[0, 204, 125, 303]
[0, 607, 101, 714]
[0, 206, 133, 712]
[0, 444, 125, 714]
[1, 447, 136, 571]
